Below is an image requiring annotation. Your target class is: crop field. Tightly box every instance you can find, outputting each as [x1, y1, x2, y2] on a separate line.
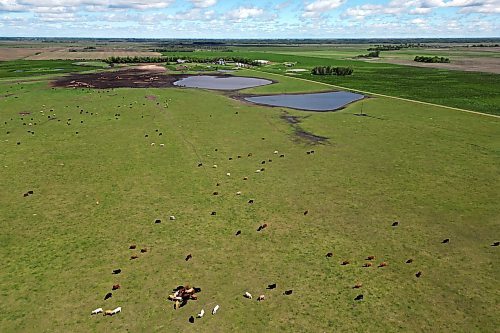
[0, 49, 499, 332]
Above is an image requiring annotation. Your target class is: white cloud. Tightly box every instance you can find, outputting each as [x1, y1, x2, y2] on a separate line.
[226, 7, 264, 20]
[303, 0, 346, 17]
[190, 0, 217, 8]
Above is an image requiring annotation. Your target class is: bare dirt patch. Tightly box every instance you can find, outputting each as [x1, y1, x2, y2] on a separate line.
[52, 68, 180, 89]
[280, 112, 328, 144]
[376, 57, 500, 74]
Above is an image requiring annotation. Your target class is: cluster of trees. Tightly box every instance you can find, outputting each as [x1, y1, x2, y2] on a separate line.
[105, 56, 259, 65]
[356, 50, 380, 58]
[368, 45, 403, 51]
[414, 56, 450, 63]
[311, 66, 353, 76]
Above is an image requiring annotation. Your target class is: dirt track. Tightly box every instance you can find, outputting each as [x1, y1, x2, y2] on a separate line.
[52, 68, 180, 89]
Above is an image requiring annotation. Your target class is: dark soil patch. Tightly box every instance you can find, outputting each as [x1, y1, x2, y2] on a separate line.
[52, 68, 182, 89]
[280, 112, 328, 145]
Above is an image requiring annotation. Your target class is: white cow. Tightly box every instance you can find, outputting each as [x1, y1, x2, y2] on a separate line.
[91, 308, 103, 315]
[212, 305, 220, 315]
[197, 309, 205, 318]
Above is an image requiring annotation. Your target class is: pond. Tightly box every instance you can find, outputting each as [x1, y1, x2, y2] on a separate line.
[244, 91, 364, 111]
[173, 75, 272, 90]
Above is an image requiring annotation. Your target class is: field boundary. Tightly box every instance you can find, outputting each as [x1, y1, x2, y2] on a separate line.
[248, 69, 500, 119]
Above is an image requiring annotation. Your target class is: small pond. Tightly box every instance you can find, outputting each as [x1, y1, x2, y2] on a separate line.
[173, 75, 272, 90]
[244, 91, 364, 111]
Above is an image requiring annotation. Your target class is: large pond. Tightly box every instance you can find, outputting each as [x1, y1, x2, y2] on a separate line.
[173, 75, 272, 90]
[244, 91, 364, 111]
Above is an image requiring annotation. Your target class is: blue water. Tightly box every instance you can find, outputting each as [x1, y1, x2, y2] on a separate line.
[244, 91, 364, 111]
[173, 75, 272, 90]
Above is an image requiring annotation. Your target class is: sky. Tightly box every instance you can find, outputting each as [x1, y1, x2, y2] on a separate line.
[0, 0, 499, 38]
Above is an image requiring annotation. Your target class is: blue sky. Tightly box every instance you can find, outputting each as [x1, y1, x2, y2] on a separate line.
[0, 0, 499, 38]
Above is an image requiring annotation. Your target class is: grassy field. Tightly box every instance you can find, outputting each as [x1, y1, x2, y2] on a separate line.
[162, 50, 500, 116]
[0, 61, 499, 332]
[0, 60, 103, 79]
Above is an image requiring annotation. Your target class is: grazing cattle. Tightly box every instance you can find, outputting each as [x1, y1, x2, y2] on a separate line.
[492, 241, 500, 247]
[306, 151, 311, 155]
[260, 168, 265, 171]
[406, 259, 413, 264]
[354, 294, 364, 301]
[326, 252, 333, 258]
[341, 261, 350, 266]
[112, 307, 121, 315]
[284, 290, 293, 295]
[235, 230, 241, 236]
[170, 216, 176, 221]
[155, 219, 161, 224]
[189, 316, 195, 323]
[211, 211, 217, 216]
[131, 255, 138, 260]
[212, 305, 220, 315]
[267, 283, 276, 289]
[28, 190, 34, 195]
[416, 271, 422, 278]
[216, 183, 220, 186]
[255, 170, 261, 173]
[274, 150, 279, 154]
[442, 238, 450, 243]
[236, 191, 242, 195]
[194, 287, 202, 293]
[280, 154, 285, 158]
[213, 191, 218, 195]
[160, 144, 165, 147]
[257, 295, 265, 301]
[304, 210, 308, 216]
[23, 193, 29, 197]
[129, 245, 136, 249]
[362, 263, 372, 267]
[237, 155, 242, 159]
[104, 292, 112, 300]
[198, 163, 203, 167]
[378, 262, 388, 268]
[244, 292, 252, 299]
[197, 309, 205, 318]
[91, 308, 103, 315]
[226, 173, 231, 176]
[112, 284, 121, 290]
[213, 165, 217, 168]
[229, 157, 233, 160]
[243, 177, 248, 180]
[151, 143, 155, 146]
[141, 248, 147, 253]
[261, 161, 266, 164]
[353, 283, 363, 289]
[104, 310, 114, 316]
[185, 254, 192, 261]
[366, 256, 375, 260]
[257, 225, 262, 232]
[248, 153, 253, 157]
[392, 221, 399, 226]
[112, 269, 121, 274]
[261, 223, 268, 230]
[311, 150, 315, 154]
[248, 199, 254, 204]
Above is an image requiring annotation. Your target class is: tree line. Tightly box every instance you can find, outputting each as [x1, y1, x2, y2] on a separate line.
[104, 56, 259, 65]
[414, 56, 450, 63]
[311, 66, 353, 76]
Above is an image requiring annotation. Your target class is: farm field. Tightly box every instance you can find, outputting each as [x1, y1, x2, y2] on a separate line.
[0, 56, 499, 332]
[161, 49, 500, 115]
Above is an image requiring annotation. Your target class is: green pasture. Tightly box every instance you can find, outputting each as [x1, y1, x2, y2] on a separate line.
[162, 50, 500, 115]
[0, 62, 499, 332]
